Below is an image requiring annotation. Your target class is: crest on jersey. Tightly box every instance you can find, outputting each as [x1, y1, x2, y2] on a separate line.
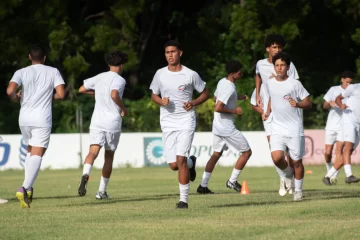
[178, 84, 186, 91]
[283, 94, 291, 100]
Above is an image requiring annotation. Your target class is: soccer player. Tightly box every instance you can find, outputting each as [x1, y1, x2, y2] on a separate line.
[149, 40, 209, 209]
[7, 45, 65, 208]
[250, 34, 299, 196]
[197, 60, 252, 194]
[322, 71, 354, 184]
[323, 81, 360, 185]
[77, 50, 128, 199]
[263, 52, 312, 201]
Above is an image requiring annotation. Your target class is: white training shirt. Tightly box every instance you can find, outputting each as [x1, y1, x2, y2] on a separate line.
[84, 71, 126, 133]
[265, 77, 310, 137]
[250, 59, 299, 122]
[342, 83, 360, 124]
[149, 65, 206, 132]
[10, 64, 65, 127]
[212, 78, 237, 136]
[323, 85, 346, 131]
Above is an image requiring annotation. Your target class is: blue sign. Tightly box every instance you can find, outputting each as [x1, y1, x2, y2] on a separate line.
[143, 137, 167, 166]
[0, 143, 10, 166]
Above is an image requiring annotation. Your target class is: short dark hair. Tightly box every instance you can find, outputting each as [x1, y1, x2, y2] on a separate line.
[29, 45, 46, 61]
[226, 60, 242, 75]
[164, 40, 182, 50]
[265, 34, 286, 48]
[272, 52, 291, 66]
[341, 70, 355, 79]
[105, 50, 128, 66]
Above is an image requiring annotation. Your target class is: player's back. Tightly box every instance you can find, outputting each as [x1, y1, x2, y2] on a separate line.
[12, 64, 64, 127]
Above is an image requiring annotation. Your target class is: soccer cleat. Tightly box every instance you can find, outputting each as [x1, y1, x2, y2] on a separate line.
[197, 185, 214, 194]
[345, 175, 360, 184]
[293, 191, 303, 201]
[78, 174, 89, 197]
[27, 187, 33, 203]
[189, 155, 197, 182]
[330, 177, 338, 185]
[279, 179, 287, 196]
[226, 180, 242, 192]
[284, 176, 293, 193]
[16, 187, 30, 208]
[176, 201, 188, 209]
[322, 177, 332, 185]
[96, 191, 110, 200]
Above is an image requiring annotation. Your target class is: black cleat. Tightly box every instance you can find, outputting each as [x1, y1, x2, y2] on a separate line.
[345, 175, 360, 184]
[189, 155, 197, 182]
[226, 180, 242, 192]
[78, 174, 89, 197]
[197, 185, 214, 194]
[176, 201, 188, 209]
[322, 177, 332, 186]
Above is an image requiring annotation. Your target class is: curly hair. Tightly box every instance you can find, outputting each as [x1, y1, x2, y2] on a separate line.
[265, 34, 286, 48]
[105, 50, 128, 66]
[272, 52, 291, 66]
[341, 70, 355, 79]
[225, 60, 242, 75]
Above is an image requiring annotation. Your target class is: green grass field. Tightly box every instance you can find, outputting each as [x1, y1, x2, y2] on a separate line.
[1, 166, 360, 240]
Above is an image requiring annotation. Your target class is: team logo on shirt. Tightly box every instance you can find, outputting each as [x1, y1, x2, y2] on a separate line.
[283, 94, 291, 101]
[178, 85, 186, 91]
[143, 138, 167, 166]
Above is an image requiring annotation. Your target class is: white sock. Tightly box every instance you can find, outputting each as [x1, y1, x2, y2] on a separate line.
[229, 168, 241, 183]
[294, 178, 304, 192]
[344, 164, 352, 177]
[23, 153, 31, 184]
[99, 176, 110, 192]
[187, 157, 193, 168]
[275, 165, 286, 180]
[334, 170, 339, 177]
[283, 165, 293, 178]
[179, 183, 190, 203]
[200, 172, 212, 187]
[325, 167, 338, 178]
[326, 162, 332, 172]
[83, 163, 92, 176]
[22, 155, 42, 189]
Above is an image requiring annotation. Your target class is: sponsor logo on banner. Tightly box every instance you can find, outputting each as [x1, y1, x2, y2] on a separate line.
[0, 142, 10, 167]
[19, 138, 27, 168]
[144, 138, 167, 166]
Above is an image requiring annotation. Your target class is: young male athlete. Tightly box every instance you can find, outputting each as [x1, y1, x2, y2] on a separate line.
[7, 45, 65, 208]
[197, 60, 252, 194]
[77, 50, 128, 199]
[322, 71, 354, 184]
[323, 82, 360, 185]
[263, 52, 312, 201]
[149, 40, 209, 208]
[250, 34, 299, 196]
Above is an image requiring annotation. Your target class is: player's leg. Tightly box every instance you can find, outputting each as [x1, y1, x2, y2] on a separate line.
[342, 141, 360, 184]
[324, 130, 336, 171]
[330, 140, 344, 184]
[197, 134, 224, 194]
[287, 136, 305, 201]
[78, 130, 104, 197]
[225, 130, 252, 192]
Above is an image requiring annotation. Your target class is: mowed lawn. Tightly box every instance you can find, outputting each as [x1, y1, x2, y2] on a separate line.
[1, 166, 360, 240]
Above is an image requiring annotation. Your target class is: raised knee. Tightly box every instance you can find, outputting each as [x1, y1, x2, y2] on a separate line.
[169, 162, 178, 171]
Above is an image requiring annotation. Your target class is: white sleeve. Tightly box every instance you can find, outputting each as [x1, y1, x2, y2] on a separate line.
[83, 76, 97, 90]
[192, 72, 206, 93]
[216, 86, 233, 105]
[342, 85, 355, 98]
[54, 69, 65, 88]
[288, 62, 299, 80]
[149, 71, 161, 95]
[10, 70, 22, 86]
[110, 78, 126, 97]
[295, 81, 310, 100]
[323, 87, 333, 102]
[255, 61, 260, 75]
[250, 89, 257, 106]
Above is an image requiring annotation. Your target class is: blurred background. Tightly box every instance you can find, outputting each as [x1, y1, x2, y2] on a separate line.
[1, 0, 360, 134]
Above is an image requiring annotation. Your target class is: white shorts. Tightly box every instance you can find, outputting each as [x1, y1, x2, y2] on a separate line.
[89, 129, 121, 151]
[343, 120, 360, 149]
[325, 129, 343, 145]
[213, 130, 250, 153]
[270, 135, 305, 161]
[20, 126, 51, 148]
[162, 130, 194, 163]
[263, 121, 272, 136]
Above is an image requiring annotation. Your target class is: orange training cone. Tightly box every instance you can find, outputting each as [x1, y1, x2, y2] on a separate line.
[240, 180, 250, 195]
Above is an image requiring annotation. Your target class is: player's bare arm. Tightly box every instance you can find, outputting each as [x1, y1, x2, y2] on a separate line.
[255, 74, 262, 106]
[183, 87, 209, 111]
[54, 84, 65, 100]
[262, 98, 272, 121]
[252, 105, 264, 115]
[6, 82, 20, 102]
[335, 94, 347, 110]
[323, 101, 338, 109]
[289, 96, 312, 109]
[151, 93, 169, 106]
[79, 85, 95, 95]
[214, 100, 242, 115]
[238, 95, 248, 101]
[111, 89, 128, 116]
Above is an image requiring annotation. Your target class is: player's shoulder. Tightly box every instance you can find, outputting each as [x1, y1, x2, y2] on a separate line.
[181, 65, 199, 75]
[256, 58, 268, 65]
[155, 66, 168, 75]
[114, 74, 126, 83]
